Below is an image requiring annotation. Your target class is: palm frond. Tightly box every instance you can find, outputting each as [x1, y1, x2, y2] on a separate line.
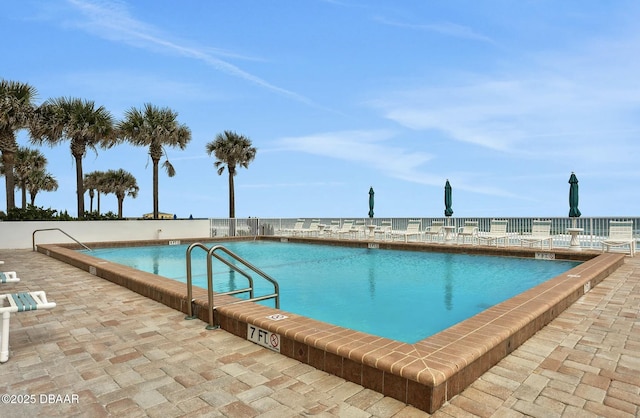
[162, 160, 176, 177]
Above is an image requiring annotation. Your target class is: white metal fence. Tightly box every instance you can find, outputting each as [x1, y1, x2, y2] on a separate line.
[209, 217, 639, 251]
[1, 217, 633, 250]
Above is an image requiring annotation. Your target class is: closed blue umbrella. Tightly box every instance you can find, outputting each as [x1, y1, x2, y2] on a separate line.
[444, 180, 453, 217]
[568, 172, 581, 218]
[368, 187, 375, 218]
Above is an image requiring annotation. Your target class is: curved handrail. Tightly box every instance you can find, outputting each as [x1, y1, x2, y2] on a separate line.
[32, 228, 92, 252]
[185, 243, 209, 320]
[185, 243, 255, 322]
[208, 245, 280, 309]
[185, 243, 280, 330]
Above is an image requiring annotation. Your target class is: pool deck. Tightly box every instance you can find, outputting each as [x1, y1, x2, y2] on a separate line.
[0, 246, 639, 417]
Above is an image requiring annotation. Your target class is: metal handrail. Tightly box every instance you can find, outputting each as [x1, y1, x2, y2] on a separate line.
[185, 243, 280, 329]
[32, 228, 92, 251]
[185, 243, 255, 322]
[185, 242, 211, 321]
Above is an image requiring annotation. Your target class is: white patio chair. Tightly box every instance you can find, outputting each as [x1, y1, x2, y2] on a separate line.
[322, 220, 341, 237]
[334, 220, 355, 239]
[601, 221, 636, 256]
[520, 220, 553, 249]
[0, 272, 20, 284]
[350, 220, 367, 239]
[279, 219, 305, 236]
[478, 219, 509, 247]
[298, 219, 321, 237]
[1, 290, 56, 363]
[457, 221, 479, 245]
[373, 221, 392, 241]
[392, 220, 422, 242]
[423, 221, 445, 242]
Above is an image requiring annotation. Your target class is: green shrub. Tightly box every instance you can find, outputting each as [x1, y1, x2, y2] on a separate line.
[83, 211, 118, 220]
[2, 206, 124, 221]
[5, 205, 58, 220]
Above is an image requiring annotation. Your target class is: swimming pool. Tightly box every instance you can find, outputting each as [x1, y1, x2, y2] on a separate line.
[84, 241, 580, 343]
[42, 239, 622, 413]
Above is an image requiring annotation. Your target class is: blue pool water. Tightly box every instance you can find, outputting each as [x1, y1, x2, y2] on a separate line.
[84, 242, 580, 343]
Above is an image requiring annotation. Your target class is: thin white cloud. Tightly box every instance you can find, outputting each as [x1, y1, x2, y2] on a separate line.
[276, 129, 433, 177]
[55, 70, 214, 104]
[370, 36, 640, 160]
[371, 80, 539, 151]
[166, 154, 209, 162]
[374, 16, 495, 43]
[277, 130, 512, 196]
[63, 0, 316, 105]
[240, 181, 345, 189]
[273, 129, 518, 198]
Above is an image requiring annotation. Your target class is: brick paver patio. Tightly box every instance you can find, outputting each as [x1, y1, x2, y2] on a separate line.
[0, 249, 638, 417]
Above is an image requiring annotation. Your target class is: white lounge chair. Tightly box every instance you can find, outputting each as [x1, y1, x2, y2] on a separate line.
[323, 220, 341, 237]
[392, 220, 422, 242]
[520, 220, 553, 249]
[280, 219, 305, 236]
[423, 221, 445, 242]
[350, 220, 367, 239]
[299, 219, 321, 237]
[1, 290, 56, 363]
[373, 221, 392, 241]
[334, 220, 355, 239]
[601, 221, 636, 256]
[478, 219, 509, 247]
[457, 221, 479, 245]
[0, 272, 20, 284]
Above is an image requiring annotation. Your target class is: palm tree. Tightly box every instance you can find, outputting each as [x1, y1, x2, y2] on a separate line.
[118, 103, 191, 219]
[0, 80, 38, 211]
[103, 169, 138, 219]
[26, 169, 58, 206]
[84, 170, 107, 214]
[205, 130, 256, 218]
[31, 97, 116, 217]
[14, 146, 46, 208]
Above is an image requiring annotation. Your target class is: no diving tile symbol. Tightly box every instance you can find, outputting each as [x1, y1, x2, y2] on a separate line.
[266, 314, 288, 321]
[270, 334, 279, 348]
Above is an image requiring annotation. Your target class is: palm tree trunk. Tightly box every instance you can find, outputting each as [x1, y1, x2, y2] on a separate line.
[20, 181, 27, 209]
[117, 197, 124, 219]
[30, 192, 36, 206]
[89, 190, 94, 212]
[2, 151, 16, 211]
[228, 170, 235, 219]
[74, 154, 85, 217]
[153, 157, 160, 219]
[97, 192, 101, 214]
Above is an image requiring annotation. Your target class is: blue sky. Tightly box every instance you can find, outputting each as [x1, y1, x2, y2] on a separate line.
[2, 0, 640, 218]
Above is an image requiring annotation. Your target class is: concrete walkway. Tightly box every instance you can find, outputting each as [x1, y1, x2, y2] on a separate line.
[0, 249, 638, 417]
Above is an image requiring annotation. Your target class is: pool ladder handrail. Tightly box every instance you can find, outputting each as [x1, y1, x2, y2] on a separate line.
[185, 243, 280, 329]
[32, 228, 92, 251]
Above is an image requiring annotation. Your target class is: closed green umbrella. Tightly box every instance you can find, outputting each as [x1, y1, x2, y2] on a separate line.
[568, 172, 581, 218]
[444, 180, 453, 217]
[368, 187, 375, 218]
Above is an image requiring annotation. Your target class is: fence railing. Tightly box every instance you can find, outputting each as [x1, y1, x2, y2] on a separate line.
[209, 217, 639, 251]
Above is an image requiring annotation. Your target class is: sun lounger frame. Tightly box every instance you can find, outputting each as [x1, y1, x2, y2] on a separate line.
[1, 291, 56, 363]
